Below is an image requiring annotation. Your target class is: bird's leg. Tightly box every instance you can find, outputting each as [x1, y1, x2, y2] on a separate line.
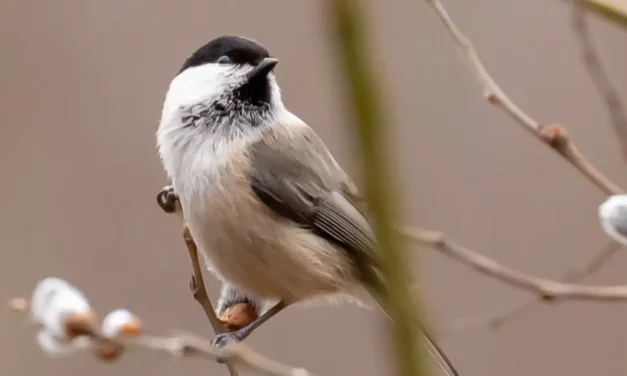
[211, 300, 288, 347]
[157, 185, 287, 345]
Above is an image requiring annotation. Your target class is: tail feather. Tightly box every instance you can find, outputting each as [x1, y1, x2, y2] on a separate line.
[217, 280, 459, 375]
[421, 325, 459, 376]
[364, 278, 459, 376]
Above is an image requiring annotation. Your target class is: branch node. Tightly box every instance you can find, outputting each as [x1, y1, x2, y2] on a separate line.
[539, 123, 569, 148]
[189, 275, 200, 296]
[426, 0, 623, 195]
[64, 312, 98, 339]
[8, 297, 28, 312]
[432, 235, 447, 249]
[540, 292, 556, 302]
[488, 317, 504, 330]
[182, 225, 193, 245]
[95, 339, 124, 362]
[485, 91, 500, 105]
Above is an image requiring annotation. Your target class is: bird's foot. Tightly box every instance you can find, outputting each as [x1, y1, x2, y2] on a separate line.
[156, 185, 179, 214]
[211, 330, 246, 348]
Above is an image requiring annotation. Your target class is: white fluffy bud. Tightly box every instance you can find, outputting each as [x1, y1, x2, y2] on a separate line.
[30, 277, 95, 340]
[36, 330, 73, 356]
[102, 309, 142, 338]
[599, 195, 627, 246]
[35, 330, 90, 357]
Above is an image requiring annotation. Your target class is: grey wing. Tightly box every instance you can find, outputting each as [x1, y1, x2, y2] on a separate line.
[250, 126, 460, 376]
[249, 126, 382, 276]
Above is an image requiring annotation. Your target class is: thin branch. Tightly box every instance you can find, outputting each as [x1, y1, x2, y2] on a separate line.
[156, 187, 315, 374]
[442, 240, 621, 333]
[182, 227, 227, 335]
[425, 0, 624, 196]
[182, 227, 268, 376]
[156, 189, 227, 332]
[126, 334, 311, 376]
[571, 0, 627, 160]
[9, 298, 311, 376]
[559, 240, 621, 281]
[157, 187, 238, 376]
[399, 226, 627, 301]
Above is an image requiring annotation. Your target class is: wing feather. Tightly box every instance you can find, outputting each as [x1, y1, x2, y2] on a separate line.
[249, 126, 380, 270]
[249, 125, 459, 376]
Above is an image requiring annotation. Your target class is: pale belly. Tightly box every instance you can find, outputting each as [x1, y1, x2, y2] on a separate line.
[181, 175, 358, 303]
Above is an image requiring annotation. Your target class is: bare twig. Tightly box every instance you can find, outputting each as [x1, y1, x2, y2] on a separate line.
[425, 0, 624, 196]
[571, 0, 627, 160]
[127, 334, 311, 376]
[11, 297, 311, 376]
[559, 240, 621, 281]
[442, 240, 621, 333]
[399, 226, 627, 301]
[157, 190, 226, 335]
[158, 187, 241, 376]
[182, 227, 227, 336]
[156, 186, 315, 374]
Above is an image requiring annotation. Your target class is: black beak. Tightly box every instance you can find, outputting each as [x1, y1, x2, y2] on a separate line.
[247, 58, 278, 81]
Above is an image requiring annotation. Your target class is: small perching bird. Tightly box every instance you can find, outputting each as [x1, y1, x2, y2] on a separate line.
[156, 35, 458, 376]
[599, 194, 627, 246]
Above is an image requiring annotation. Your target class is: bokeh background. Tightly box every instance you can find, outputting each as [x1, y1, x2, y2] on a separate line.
[2, 1, 627, 375]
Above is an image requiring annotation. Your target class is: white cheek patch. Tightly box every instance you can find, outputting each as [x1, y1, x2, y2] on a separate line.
[156, 61, 296, 186]
[164, 64, 233, 112]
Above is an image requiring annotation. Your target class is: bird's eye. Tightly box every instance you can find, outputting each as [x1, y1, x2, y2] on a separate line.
[217, 55, 231, 64]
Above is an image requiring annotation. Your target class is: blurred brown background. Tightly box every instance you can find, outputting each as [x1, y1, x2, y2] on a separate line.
[2, 0, 627, 375]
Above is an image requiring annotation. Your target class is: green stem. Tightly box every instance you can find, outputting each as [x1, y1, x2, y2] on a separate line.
[326, 1, 430, 375]
[579, 0, 627, 28]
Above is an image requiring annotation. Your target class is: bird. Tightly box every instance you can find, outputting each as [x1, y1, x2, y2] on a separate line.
[156, 35, 458, 376]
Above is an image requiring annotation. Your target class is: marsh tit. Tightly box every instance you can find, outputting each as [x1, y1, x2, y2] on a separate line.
[156, 35, 458, 376]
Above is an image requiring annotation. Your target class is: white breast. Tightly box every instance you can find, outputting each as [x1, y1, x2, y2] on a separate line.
[155, 62, 355, 303]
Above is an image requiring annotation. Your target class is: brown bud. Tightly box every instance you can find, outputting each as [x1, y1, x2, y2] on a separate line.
[539, 123, 568, 147]
[540, 292, 556, 302]
[218, 303, 258, 331]
[485, 91, 500, 105]
[64, 311, 97, 339]
[95, 340, 123, 362]
[8, 298, 28, 312]
[119, 319, 142, 337]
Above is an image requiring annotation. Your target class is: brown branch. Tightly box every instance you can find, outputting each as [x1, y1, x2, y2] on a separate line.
[156, 187, 237, 376]
[399, 226, 627, 301]
[125, 334, 311, 376]
[9, 298, 311, 376]
[442, 240, 621, 333]
[425, 0, 624, 196]
[157, 190, 227, 335]
[182, 227, 227, 336]
[154, 186, 314, 374]
[571, 0, 627, 160]
[156, 189, 229, 332]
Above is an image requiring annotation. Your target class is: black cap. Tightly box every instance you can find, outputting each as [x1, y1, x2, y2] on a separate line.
[179, 35, 271, 74]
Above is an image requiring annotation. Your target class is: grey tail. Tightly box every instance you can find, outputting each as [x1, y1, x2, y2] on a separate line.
[364, 277, 460, 376]
[420, 326, 460, 376]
